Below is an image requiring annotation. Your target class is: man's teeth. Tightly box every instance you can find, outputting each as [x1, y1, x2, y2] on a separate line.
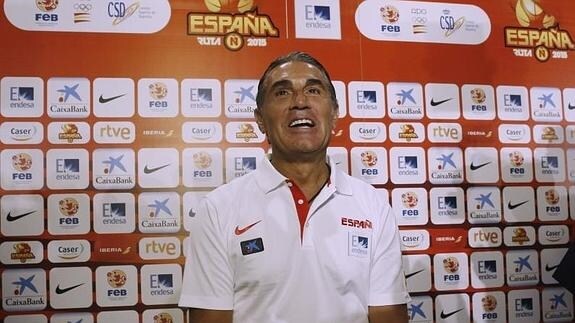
[289, 119, 314, 127]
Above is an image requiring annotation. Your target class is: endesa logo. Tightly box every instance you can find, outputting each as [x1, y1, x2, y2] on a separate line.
[187, 1, 279, 51]
[505, 0, 575, 62]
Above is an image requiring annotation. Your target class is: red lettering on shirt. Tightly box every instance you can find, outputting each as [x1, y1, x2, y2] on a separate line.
[341, 217, 372, 229]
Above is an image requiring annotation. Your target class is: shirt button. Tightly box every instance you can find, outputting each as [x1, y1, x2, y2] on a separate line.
[297, 199, 304, 205]
[287, 182, 293, 187]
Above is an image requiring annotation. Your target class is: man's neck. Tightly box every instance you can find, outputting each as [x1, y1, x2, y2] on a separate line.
[270, 155, 330, 201]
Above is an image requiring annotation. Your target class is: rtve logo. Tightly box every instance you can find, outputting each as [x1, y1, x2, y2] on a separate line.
[93, 121, 135, 144]
[138, 237, 180, 260]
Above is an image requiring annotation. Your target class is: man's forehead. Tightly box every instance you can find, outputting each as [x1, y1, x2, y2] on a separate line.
[265, 61, 328, 85]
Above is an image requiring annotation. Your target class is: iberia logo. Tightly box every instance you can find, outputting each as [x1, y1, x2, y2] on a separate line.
[504, 0, 575, 62]
[188, 0, 279, 51]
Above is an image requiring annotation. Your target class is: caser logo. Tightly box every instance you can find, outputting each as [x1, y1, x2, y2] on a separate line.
[399, 230, 430, 251]
[93, 121, 135, 144]
[138, 237, 180, 260]
[0, 122, 44, 144]
[47, 239, 91, 263]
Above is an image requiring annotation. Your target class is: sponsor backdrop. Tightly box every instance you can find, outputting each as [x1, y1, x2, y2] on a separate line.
[1, 0, 574, 322]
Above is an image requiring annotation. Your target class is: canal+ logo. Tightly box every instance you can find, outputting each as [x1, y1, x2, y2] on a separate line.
[187, 0, 279, 51]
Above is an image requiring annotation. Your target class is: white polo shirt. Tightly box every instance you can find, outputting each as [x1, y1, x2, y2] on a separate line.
[179, 157, 410, 323]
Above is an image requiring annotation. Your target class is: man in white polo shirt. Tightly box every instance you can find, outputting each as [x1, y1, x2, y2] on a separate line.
[179, 52, 410, 322]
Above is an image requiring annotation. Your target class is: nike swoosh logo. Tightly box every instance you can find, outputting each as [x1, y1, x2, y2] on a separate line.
[508, 200, 529, 210]
[143, 164, 170, 174]
[98, 94, 126, 104]
[405, 269, 424, 279]
[55, 283, 84, 294]
[6, 210, 36, 222]
[568, 103, 575, 110]
[469, 161, 491, 171]
[545, 264, 559, 272]
[440, 308, 463, 319]
[430, 98, 453, 106]
[235, 220, 262, 235]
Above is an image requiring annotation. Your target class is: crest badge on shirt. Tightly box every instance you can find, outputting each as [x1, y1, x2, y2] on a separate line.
[348, 233, 369, 257]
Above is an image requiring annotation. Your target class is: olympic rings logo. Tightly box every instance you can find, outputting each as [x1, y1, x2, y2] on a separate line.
[74, 3, 92, 11]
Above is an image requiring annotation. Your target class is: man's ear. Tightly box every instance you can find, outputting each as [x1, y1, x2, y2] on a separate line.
[254, 108, 266, 133]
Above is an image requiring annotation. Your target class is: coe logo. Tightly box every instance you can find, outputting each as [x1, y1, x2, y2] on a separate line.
[468, 227, 502, 248]
[138, 237, 181, 260]
[399, 229, 430, 251]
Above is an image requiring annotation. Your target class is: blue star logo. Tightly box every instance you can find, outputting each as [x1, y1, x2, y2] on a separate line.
[102, 154, 126, 174]
[437, 152, 456, 169]
[514, 255, 532, 272]
[408, 302, 427, 319]
[246, 240, 261, 252]
[148, 198, 172, 217]
[475, 192, 495, 209]
[538, 93, 556, 109]
[396, 88, 416, 105]
[57, 84, 82, 102]
[234, 85, 256, 103]
[550, 292, 567, 309]
[13, 275, 38, 295]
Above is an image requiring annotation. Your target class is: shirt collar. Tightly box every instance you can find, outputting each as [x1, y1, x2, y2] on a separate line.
[255, 154, 353, 196]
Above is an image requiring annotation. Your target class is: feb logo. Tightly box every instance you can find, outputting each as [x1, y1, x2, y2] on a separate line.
[193, 151, 213, 177]
[188, 0, 279, 51]
[505, 0, 575, 61]
[380, 5, 400, 33]
[401, 191, 419, 217]
[443, 256, 460, 281]
[59, 197, 79, 225]
[35, 0, 59, 23]
[360, 150, 378, 176]
[12, 153, 32, 171]
[107, 269, 128, 297]
[482, 294, 499, 319]
[154, 312, 174, 323]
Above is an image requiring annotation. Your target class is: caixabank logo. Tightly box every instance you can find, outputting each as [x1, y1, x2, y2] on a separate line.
[504, 0, 575, 62]
[187, 0, 279, 51]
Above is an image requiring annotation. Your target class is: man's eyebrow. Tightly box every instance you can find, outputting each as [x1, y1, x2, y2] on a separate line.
[269, 79, 293, 91]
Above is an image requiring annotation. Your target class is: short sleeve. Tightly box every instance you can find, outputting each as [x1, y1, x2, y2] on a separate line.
[178, 197, 234, 310]
[368, 204, 411, 306]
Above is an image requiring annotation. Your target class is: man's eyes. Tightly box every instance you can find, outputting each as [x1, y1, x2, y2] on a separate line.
[273, 87, 323, 97]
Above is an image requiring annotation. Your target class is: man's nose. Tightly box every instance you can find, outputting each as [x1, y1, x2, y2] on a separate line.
[291, 89, 308, 108]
